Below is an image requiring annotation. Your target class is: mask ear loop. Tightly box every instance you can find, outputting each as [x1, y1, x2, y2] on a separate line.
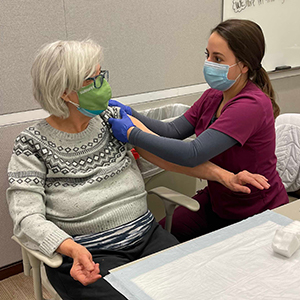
[66, 100, 80, 108]
[234, 73, 242, 82]
[62, 98, 82, 112]
[229, 61, 243, 81]
[228, 60, 241, 69]
[60, 92, 78, 105]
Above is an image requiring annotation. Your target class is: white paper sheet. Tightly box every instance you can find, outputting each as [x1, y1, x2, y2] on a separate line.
[105, 211, 299, 300]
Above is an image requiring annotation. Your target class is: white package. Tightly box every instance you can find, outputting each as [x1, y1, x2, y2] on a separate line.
[272, 220, 300, 257]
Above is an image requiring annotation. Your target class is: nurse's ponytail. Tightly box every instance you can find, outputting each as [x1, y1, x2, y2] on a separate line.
[212, 19, 280, 119]
[252, 66, 280, 118]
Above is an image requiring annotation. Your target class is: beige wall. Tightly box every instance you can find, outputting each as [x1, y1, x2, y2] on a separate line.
[272, 75, 300, 114]
[0, 0, 220, 115]
[0, 0, 299, 268]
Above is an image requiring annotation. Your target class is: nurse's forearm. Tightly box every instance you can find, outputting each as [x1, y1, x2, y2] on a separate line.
[131, 109, 194, 139]
[135, 147, 269, 194]
[130, 116, 269, 193]
[128, 116, 237, 168]
[128, 116, 155, 136]
[135, 146, 229, 181]
[129, 117, 234, 184]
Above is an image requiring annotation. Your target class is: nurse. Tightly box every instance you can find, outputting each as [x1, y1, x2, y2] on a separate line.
[108, 19, 289, 242]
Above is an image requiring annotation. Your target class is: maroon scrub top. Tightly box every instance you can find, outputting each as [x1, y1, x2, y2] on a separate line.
[184, 81, 288, 219]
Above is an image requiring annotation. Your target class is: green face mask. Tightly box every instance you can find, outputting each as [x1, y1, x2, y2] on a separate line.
[73, 78, 112, 117]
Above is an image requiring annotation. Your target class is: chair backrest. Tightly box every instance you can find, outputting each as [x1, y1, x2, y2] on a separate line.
[275, 113, 300, 193]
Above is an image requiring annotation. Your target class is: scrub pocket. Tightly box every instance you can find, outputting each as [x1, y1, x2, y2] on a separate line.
[218, 190, 265, 219]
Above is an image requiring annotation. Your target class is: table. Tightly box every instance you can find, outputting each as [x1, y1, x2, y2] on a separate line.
[273, 198, 300, 221]
[105, 208, 300, 300]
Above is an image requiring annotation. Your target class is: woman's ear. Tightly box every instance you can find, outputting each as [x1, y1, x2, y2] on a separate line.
[241, 63, 249, 74]
[61, 92, 69, 102]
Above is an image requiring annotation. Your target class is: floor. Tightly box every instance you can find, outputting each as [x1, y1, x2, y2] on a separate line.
[0, 272, 52, 300]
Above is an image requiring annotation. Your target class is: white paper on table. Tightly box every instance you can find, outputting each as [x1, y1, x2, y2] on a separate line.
[105, 211, 299, 300]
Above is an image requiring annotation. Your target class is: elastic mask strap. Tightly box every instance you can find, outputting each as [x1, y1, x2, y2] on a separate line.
[67, 100, 80, 108]
[229, 61, 241, 69]
[229, 61, 242, 81]
[229, 62, 237, 68]
[234, 73, 242, 81]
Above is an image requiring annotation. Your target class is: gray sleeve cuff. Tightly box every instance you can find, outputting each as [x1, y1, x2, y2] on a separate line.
[39, 229, 72, 257]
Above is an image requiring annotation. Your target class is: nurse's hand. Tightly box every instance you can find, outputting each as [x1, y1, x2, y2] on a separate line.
[108, 109, 135, 143]
[226, 170, 270, 194]
[109, 100, 132, 115]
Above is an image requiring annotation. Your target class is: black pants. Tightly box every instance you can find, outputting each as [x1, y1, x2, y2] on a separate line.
[46, 221, 178, 300]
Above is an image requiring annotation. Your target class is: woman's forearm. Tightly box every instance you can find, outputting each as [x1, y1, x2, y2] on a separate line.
[135, 146, 231, 183]
[136, 146, 269, 193]
[128, 115, 238, 168]
[130, 116, 269, 193]
[129, 116, 231, 182]
[132, 109, 195, 139]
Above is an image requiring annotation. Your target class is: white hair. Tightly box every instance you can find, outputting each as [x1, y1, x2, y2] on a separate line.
[31, 39, 103, 118]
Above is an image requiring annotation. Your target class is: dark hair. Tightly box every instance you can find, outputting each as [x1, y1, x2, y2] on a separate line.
[212, 19, 279, 118]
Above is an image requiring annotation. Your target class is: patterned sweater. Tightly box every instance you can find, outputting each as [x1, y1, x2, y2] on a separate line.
[7, 107, 148, 257]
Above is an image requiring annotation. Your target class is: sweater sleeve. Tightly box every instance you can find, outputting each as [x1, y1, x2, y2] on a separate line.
[6, 134, 71, 257]
[129, 128, 238, 167]
[132, 110, 195, 139]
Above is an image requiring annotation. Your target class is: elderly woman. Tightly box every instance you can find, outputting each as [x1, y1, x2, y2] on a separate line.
[7, 39, 269, 300]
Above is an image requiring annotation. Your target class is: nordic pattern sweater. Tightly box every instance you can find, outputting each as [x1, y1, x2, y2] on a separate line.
[7, 107, 148, 257]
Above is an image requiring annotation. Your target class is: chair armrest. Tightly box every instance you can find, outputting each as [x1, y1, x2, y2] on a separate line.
[11, 235, 62, 268]
[148, 186, 200, 212]
[148, 187, 200, 232]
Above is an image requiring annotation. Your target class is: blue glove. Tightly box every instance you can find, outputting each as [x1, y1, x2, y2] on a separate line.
[109, 99, 132, 115]
[108, 109, 135, 143]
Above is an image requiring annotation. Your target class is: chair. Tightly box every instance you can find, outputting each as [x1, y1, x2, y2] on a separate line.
[11, 235, 62, 300]
[275, 113, 300, 201]
[12, 186, 200, 300]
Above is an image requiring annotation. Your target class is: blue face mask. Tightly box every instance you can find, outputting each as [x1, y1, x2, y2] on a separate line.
[203, 60, 241, 91]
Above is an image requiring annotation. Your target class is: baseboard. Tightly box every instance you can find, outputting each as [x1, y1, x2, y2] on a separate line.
[0, 261, 23, 281]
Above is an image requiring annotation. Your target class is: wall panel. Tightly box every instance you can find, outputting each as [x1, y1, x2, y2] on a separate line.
[0, 122, 37, 267]
[64, 0, 222, 97]
[0, 0, 67, 115]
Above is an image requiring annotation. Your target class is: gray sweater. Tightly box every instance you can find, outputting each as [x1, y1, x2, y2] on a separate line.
[7, 107, 148, 257]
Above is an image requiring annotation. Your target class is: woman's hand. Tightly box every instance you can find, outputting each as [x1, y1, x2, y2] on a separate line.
[70, 248, 101, 286]
[57, 239, 101, 286]
[108, 109, 135, 143]
[223, 170, 270, 194]
[109, 100, 132, 115]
